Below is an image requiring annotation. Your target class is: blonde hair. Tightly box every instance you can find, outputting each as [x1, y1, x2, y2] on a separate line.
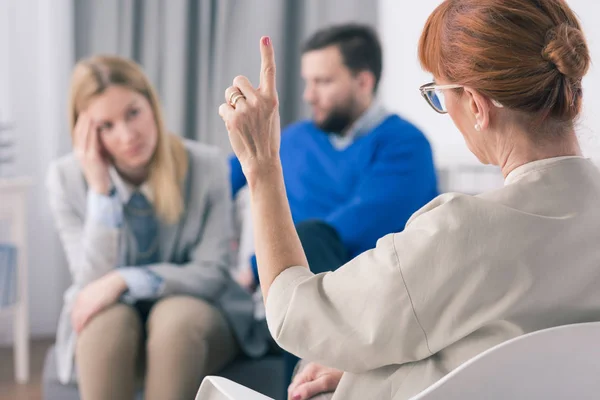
[68, 55, 188, 224]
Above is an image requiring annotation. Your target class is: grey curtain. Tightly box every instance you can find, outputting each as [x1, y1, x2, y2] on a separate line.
[73, 0, 378, 151]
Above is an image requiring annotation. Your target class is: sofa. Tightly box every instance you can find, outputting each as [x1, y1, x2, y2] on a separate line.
[42, 345, 285, 400]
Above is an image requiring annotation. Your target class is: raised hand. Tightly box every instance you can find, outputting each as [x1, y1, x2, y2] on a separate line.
[218, 36, 281, 182]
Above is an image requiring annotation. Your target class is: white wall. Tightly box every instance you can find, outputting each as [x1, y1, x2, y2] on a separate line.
[0, 0, 73, 343]
[379, 0, 600, 170]
[0, 2, 10, 129]
[571, 0, 600, 162]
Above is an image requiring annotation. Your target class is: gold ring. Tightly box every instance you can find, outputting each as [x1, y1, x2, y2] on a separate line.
[229, 91, 245, 108]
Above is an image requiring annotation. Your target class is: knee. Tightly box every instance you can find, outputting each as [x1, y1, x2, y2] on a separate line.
[76, 303, 142, 359]
[146, 297, 222, 352]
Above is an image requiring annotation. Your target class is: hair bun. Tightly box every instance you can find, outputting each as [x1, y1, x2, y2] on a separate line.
[543, 23, 590, 80]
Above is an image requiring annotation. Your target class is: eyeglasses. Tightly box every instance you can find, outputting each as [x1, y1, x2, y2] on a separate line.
[419, 82, 504, 114]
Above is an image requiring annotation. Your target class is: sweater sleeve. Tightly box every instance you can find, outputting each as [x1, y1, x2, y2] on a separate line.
[229, 154, 247, 198]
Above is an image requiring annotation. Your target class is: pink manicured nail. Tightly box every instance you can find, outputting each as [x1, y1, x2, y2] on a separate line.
[263, 36, 271, 46]
[292, 396, 301, 400]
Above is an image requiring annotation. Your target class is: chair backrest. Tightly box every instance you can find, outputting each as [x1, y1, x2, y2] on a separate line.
[410, 322, 600, 400]
[196, 376, 274, 400]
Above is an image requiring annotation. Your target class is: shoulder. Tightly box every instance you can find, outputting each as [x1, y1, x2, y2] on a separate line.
[46, 153, 88, 212]
[48, 152, 79, 174]
[375, 114, 430, 144]
[183, 139, 224, 163]
[411, 190, 511, 225]
[369, 115, 433, 162]
[281, 120, 316, 143]
[387, 192, 495, 272]
[183, 139, 228, 173]
[284, 120, 314, 134]
[182, 139, 229, 186]
[46, 152, 83, 190]
[394, 191, 505, 250]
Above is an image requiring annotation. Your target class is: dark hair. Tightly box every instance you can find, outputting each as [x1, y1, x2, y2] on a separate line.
[419, 0, 590, 128]
[303, 23, 383, 92]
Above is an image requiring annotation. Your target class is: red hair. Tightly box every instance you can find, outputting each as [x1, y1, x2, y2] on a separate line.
[419, 0, 590, 125]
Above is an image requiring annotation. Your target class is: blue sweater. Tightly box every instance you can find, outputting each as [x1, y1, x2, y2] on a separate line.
[230, 114, 438, 260]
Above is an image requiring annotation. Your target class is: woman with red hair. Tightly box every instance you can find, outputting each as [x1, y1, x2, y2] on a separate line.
[219, 1, 600, 399]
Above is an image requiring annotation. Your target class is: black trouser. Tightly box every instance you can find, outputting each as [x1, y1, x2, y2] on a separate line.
[282, 220, 350, 395]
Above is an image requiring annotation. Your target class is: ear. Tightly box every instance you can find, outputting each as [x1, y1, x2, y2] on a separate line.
[355, 70, 376, 94]
[463, 87, 491, 130]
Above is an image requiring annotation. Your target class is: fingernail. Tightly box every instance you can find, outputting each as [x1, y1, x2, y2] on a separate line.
[292, 396, 301, 400]
[263, 36, 271, 46]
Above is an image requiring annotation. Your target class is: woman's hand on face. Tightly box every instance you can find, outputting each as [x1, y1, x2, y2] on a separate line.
[219, 37, 281, 183]
[71, 271, 128, 334]
[73, 112, 112, 195]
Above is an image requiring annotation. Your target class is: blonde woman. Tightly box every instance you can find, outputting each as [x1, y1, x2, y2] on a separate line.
[47, 55, 266, 400]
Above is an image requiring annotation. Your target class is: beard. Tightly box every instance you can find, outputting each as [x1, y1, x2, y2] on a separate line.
[314, 97, 360, 135]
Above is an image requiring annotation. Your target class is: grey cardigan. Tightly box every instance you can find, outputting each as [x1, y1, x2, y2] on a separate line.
[47, 139, 268, 384]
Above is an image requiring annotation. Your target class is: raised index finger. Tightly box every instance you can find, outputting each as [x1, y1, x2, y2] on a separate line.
[259, 36, 277, 97]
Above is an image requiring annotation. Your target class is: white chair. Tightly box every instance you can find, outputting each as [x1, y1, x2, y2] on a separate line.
[197, 322, 600, 399]
[196, 376, 274, 400]
[410, 322, 600, 400]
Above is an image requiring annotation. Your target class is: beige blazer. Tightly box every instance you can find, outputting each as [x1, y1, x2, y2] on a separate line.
[266, 156, 600, 399]
[47, 140, 268, 384]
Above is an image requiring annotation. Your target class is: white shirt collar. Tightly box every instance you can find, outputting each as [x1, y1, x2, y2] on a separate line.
[108, 166, 154, 205]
